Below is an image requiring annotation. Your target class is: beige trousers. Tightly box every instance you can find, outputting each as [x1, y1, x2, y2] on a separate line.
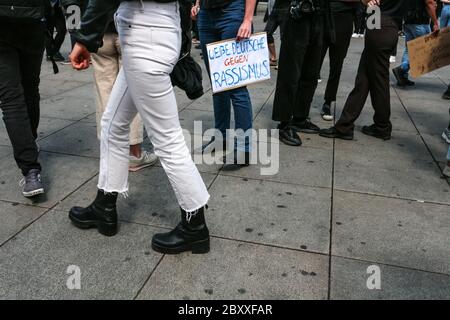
[91, 33, 144, 146]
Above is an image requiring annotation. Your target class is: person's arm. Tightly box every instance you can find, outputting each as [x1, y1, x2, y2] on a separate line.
[237, 0, 257, 40]
[69, 0, 120, 70]
[425, 0, 440, 31]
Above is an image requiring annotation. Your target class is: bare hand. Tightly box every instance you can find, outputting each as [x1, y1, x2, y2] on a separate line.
[191, 5, 200, 21]
[69, 42, 90, 70]
[236, 20, 252, 41]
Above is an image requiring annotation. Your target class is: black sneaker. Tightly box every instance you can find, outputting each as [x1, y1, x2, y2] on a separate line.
[319, 127, 354, 140]
[21, 169, 44, 198]
[291, 120, 320, 134]
[361, 124, 391, 141]
[222, 151, 250, 171]
[321, 102, 334, 121]
[278, 125, 302, 146]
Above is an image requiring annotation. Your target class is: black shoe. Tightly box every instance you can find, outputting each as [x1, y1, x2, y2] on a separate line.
[392, 66, 415, 87]
[291, 120, 320, 134]
[443, 88, 450, 100]
[319, 127, 354, 140]
[222, 151, 250, 171]
[278, 125, 302, 146]
[69, 190, 118, 237]
[361, 124, 391, 141]
[321, 102, 334, 121]
[152, 206, 210, 254]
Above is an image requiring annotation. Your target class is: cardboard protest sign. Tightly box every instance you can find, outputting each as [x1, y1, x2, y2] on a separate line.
[409, 27, 450, 78]
[206, 32, 271, 93]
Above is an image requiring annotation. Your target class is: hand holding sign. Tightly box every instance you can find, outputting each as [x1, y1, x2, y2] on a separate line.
[207, 32, 271, 93]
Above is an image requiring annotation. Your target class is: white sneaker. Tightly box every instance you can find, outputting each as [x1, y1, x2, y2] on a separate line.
[129, 151, 158, 172]
[358, 34, 365, 38]
[389, 56, 396, 64]
[352, 33, 359, 38]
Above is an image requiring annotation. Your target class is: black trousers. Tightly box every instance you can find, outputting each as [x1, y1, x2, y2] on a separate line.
[335, 16, 399, 135]
[263, 5, 289, 44]
[0, 21, 44, 175]
[354, 4, 366, 34]
[272, 14, 325, 123]
[320, 10, 354, 104]
[45, 4, 67, 56]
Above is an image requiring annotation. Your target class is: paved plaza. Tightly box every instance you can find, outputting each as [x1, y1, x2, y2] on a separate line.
[0, 9, 450, 299]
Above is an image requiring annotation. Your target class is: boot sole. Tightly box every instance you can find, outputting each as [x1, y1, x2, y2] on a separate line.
[69, 213, 118, 237]
[361, 130, 391, 141]
[152, 238, 210, 255]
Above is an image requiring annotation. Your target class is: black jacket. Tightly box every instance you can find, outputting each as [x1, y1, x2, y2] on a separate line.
[0, 0, 50, 21]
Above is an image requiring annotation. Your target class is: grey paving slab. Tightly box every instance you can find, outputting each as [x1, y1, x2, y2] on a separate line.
[332, 191, 450, 275]
[0, 210, 163, 300]
[40, 79, 88, 100]
[330, 257, 450, 300]
[0, 202, 47, 245]
[206, 175, 331, 253]
[39, 121, 100, 158]
[421, 132, 449, 164]
[334, 141, 450, 204]
[40, 95, 96, 121]
[220, 143, 333, 188]
[56, 166, 216, 229]
[0, 151, 99, 208]
[136, 238, 329, 300]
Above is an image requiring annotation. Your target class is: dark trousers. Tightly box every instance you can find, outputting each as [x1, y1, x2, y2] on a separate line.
[272, 14, 324, 123]
[335, 16, 399, 135]
[45, 4, 67, 56]
[263, 4, 289, 44]
[354, 4, 366, 34]
[320, 10, 354, 104]
[0, 22, 44, 175]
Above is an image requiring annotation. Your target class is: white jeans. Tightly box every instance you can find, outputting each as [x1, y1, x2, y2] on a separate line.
[98, 1, 210, 212]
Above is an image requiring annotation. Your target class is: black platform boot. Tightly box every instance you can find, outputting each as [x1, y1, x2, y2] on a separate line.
[69, 190, 118, 237]
[152, 206, 210, 254]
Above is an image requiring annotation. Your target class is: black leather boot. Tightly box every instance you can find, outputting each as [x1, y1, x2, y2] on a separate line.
[152, 206, 210, 254]
[69, 190, 118, 237]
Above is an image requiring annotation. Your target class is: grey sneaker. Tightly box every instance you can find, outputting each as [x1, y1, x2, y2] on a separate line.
[20, 169, 44, 198]
[442, 128, 450, 144]
[129, 151, 158, 172]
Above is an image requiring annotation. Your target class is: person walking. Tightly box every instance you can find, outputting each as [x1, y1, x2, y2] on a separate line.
[69, 0, 211, 254]
[263, 0, 290, 69]
[0, 0, 50, 197]
[320, 0, 408, 142]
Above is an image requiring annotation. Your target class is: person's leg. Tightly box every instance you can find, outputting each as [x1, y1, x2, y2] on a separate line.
[0, 27, 41, 176]
[216, 0, 253, 154]
[294, 18, 324, 125]
[367, 18, 398, 137]
[332, 47, 371, 135]
[440, 5, 450, 28]
[272, 16, 309, 123]
[324, 11, 353, 105]
[198, 8, 231, 141]
[119, 2, 209, 211]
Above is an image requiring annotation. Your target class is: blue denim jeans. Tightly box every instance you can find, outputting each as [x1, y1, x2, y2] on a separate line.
[401, 24, 431, 74]
[447, 146, 450, 161]
[198, 0, 253, 152]
[441, 5, 450, 28]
